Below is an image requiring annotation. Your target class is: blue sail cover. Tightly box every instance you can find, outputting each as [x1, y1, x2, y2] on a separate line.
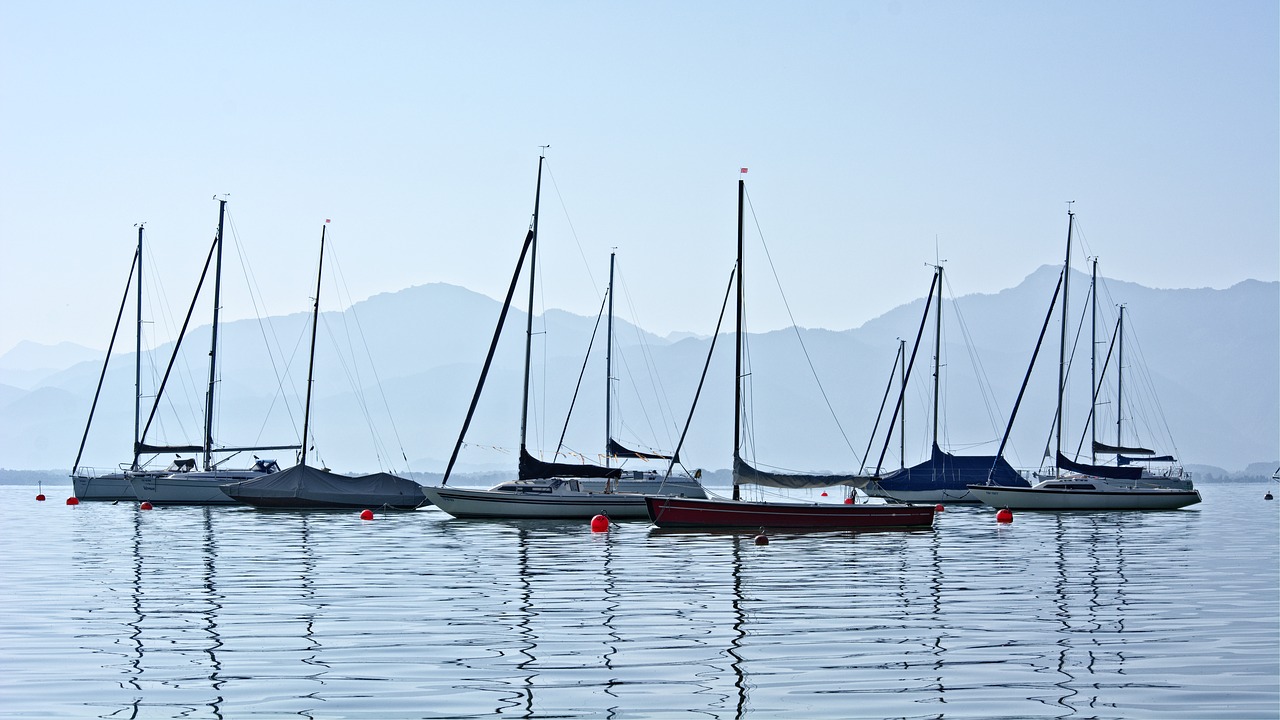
[875, 444, 1029, 493]
[519, 448, 622, 481]
[1056, 452, 1143, 480]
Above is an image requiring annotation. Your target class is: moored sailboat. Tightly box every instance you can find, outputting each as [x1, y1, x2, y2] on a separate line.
[129, 198, 298, 505]
[221, 221, 427, 510]
[862, 264, 1028, 503]
[967, 208, 1200, 511]
[646, 172, 934, 531]
[423, 154, 703, 519]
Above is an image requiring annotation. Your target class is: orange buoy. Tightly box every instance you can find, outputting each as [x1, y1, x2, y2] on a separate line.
[754, 533, 769, 545]
[360, 509, 374, 520]
[935, 504, 945, 512]
[66, 497, 80, 506]
[35, 494, 46, 501]
[590, 514, 609, 533]
[996, 507, 1013, 523]
[140, 501, 153, 510]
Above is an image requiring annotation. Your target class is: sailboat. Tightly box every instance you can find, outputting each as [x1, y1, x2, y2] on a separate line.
[70, 224, 194, 499]
[128, 198, 299, 505]
[645, 173, 935, 530]
[422, 154, 704, 519]
[862, 264, 1029, 503]
[221, 223, 427, 510]
[967, 208, 1200, 511]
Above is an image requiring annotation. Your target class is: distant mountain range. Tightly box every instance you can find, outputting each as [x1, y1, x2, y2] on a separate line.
[1, 269, 1275, 476]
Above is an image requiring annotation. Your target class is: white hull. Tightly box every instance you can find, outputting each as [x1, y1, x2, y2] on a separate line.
[862, 482, 982, 504]
[422, 485, 651, 519]
[72, 472, 137, 501]
[967, 479, 1201, 511]
[130, 469, 271, 505]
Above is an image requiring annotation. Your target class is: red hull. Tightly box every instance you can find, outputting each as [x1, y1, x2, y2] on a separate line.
[645, 496, 935, 530]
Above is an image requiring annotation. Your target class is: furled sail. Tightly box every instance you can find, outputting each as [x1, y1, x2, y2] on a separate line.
[733, 454, 868, 489]
[519, 448, 621, 481]
[1118, 454, 1176, 465]
[135, 441, 204, 454]
[606, 438, 677, 463]
[1092, 440, 1155, 455]
[1056, 452, 1143, 480]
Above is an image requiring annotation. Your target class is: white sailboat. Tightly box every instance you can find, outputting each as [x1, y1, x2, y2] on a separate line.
[967, 208, 1200, 511]
[423, 154, 703, 519]
[129, 199, 297, 505]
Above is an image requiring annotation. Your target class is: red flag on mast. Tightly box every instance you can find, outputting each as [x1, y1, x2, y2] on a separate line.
[739, 168, 748, 174]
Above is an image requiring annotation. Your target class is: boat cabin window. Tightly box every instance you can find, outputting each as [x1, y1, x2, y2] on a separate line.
[1046, 483, 1095, 490]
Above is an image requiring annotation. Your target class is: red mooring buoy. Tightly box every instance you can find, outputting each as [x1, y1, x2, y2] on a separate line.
[754, 533, 769, 546]
[36, 494, 46, 502]
[843, 497, 854, 504]
[360, 509, 374, 520]
[935, 504, 945, 512]
[590, 514, 610, 533]
[66, 496, 80, 506]
[820, 491, 828, 497]
[140, 501, 153, 510]
[996, 507, 1014, 523]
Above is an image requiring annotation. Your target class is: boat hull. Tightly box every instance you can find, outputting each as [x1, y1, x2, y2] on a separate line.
[966, 484, 1201, 510]
[130, 470, 269, 505]
[422, 486, 650, 519]
[644, 496, 935, 530]
[72, 472, 137, 501]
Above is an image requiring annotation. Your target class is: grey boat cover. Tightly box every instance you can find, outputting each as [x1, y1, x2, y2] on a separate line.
[223, 464, 427, 509]
[733, 454, 870, 490]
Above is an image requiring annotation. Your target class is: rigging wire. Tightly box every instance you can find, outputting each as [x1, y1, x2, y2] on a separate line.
[325, 237, 411, 472]
[224, 210, 302, 448]
[741, 187, 862, 464]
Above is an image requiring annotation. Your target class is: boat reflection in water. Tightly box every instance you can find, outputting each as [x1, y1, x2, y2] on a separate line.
[34, 483, 1272, 718]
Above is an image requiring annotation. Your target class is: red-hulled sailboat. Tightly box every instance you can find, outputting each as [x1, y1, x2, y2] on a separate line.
[645, 173, 934, 531]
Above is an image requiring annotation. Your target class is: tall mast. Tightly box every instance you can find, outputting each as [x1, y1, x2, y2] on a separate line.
[203, 199, 227, 472]
[300, 223, 326, 467]
[931, 264, 942, 450]
[1116, 304, 1126, 451]
[605, 250, 615, 469]
[1055, 205, 1074, 477]
[733, 176, 745, 501]
[1089, 257, 1098, 463]
[898, 339, 906, 470]
[519, 154, 545, 454]
[132, 224, 144, 471]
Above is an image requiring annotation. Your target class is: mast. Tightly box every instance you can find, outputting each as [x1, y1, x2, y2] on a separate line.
[931, 264, 942, 451]
[300, 223, 326, 467]
[203, 199, 227, 472]
[1089, 257, 1097, 463]
[605, 251, 615, 469]
[519, 154, 545, 455]
[898, 339, 906, 469]
[1055, 205, 1074, 478]
[733, 175, 745, 501]
[1116, 304, 1125, 451]
[132, 224, 144, 471]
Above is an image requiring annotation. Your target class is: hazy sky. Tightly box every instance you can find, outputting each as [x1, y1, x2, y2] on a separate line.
[1, 1, 1276, 357]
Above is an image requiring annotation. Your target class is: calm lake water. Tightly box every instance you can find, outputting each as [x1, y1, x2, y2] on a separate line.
[2, 482, 1276, 719]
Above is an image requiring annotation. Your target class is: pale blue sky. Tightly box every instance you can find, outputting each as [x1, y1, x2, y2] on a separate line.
[1, 0, 1275, 356]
